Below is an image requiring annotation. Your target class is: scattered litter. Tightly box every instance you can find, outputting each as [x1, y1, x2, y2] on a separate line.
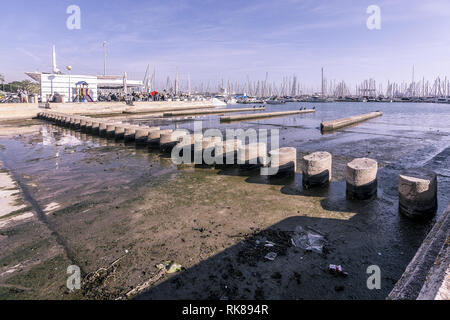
[156, 260, 184, 274]
[291, 226, 326, 253]
[264, 252, 277, 261]
[328, 264, 348, 277]
[264, 241, 275, 247]
[238, 229, 292, 266]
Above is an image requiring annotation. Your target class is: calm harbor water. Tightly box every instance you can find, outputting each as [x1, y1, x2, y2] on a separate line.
[130, 101, 450, 141]
[133, 101, 450, 171]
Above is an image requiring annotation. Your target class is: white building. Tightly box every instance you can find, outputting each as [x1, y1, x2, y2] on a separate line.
[25, 45, 143, 102]
[26, 72, 143, 102]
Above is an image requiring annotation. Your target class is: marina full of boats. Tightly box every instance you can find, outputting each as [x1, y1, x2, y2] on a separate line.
[227, 95, 450, 105]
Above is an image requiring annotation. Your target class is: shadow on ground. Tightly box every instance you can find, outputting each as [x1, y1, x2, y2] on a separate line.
[136, 163, 441, 300]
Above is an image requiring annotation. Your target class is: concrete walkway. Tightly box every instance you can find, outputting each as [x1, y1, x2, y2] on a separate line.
[0, 101, 215, 120]
[388, 204, 449, 300]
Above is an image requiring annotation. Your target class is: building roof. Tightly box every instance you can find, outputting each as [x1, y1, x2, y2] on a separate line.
[25, 72, 143, 88]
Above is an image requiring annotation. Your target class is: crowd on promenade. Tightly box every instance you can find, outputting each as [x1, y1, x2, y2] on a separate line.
[0, 89, 32, 103]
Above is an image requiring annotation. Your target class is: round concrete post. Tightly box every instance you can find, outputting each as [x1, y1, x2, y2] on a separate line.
[184, 133, 204, 147]
[76, 117, 83, 130]
[70, 117, 81, 129]
[201, 137, 222, 150]
[199, 137, 223, 166]
[56, 115, 63, 125]
[99, 122, 110, 137]
[68, 116, 76, 129]
[57, 115, 64, 125]
[85, 119, 94, 133]
[269, 147, 297, 176]
[238, 142, 267, 170]
[52, 114, 59, 124]
[177, 133, 203, 162]
[91, 121, 100, 135]
[399, 168, 437, 219]
[160, 130, 188, 153]
[80, 118, 88, 132]
[135, 127, 150, 145]
[148, 129, 172, 149]
[301, 151, 332, 188]
[346, 157, 378, 200]
[60, 116, 68, 126]
[216, 139, 242, 168]
[124, 125, 141, 142]
[106, 123, 121, 139]
[135, 127, 160, 145]
[113, 124, 127, 140]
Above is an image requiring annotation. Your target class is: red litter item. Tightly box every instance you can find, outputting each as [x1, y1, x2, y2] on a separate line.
[328, 264, 348, 277]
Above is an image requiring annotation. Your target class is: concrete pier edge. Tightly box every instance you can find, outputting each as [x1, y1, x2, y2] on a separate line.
[220, 109, 315, 122]
[163, 106, 266, 117]
[0, 101, 219, 120]
[321, 111, 383, 132]
[388, 204, 450, 300]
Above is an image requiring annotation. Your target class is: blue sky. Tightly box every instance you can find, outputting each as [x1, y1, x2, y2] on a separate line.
[1, 0, 449, 91]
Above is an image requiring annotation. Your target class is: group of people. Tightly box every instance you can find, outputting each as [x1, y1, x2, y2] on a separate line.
[0, 89, 32, 103]
[2, 89, 198, 104]
[97, 90, 168, 102]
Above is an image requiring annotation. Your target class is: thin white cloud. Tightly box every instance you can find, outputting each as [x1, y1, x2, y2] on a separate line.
[16, 47, 42, 63]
